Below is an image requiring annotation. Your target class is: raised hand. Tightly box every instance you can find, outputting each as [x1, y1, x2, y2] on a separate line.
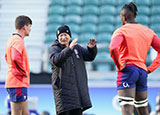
[69, 38, 78, 50]
[87, 38, 97, 48]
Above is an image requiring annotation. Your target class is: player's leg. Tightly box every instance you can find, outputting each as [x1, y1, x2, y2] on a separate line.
[118, 88, 136, 115]
[134, 68, 148, 115]
[116, 65, 139, 115]
[21, 88, 29, 115]
[22, 100, 29, 115]
[7, 87, 29, 115]
[135, 91, 149, 115]
[11, 101, 29, 115]
[10, 101, 23, 115]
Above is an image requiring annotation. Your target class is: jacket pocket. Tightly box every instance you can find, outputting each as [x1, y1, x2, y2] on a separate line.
[52, 76, 61, 90]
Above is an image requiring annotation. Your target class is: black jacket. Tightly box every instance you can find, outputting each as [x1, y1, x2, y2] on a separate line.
[49, 40, 97, 114]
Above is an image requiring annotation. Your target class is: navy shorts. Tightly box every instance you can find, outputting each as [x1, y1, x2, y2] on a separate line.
[6, 87, 28, 102]
[117, 64, 148, 91]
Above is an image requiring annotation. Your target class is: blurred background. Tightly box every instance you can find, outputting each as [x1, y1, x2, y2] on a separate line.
[0, 0, 160, 114]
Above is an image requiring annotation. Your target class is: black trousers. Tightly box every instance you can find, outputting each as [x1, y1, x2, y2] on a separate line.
[58, 108, 82, 115]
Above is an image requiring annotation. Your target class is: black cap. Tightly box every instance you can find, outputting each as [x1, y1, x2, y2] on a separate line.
[56, 25, 71, 39]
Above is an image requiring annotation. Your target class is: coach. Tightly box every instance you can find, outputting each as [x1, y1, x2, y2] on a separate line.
[49, 25, 97, 115]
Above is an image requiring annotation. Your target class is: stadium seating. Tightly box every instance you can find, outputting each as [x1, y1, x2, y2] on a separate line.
[50, 0, 66, 6]
[115, 15, 121, 25]
[47, 15, 63, 24]
[100, 5, 116, 15]
[152, 0, 160, 5]
[136, 15, 150, 25]
[64, 15, 81, 24]
[65, 5, 82, 15]
[151, 6, 160, 15]
[116, 6, 122, 15]
[82, 15, 98, 24]
[66, 23, 80, 34]
[48, 5, 64, 15]
[47, 24, 60, 33]
[96, 33, 112, 43]
[80, 24, 97, 33]
[135, 0, 150, 6]
[137, 6, 150, 16]
[83, 5, 99, 15]
[45, 0, 159, 72]
[100, 0, 117, 6]
[150, 24, 160, 33]
[66, 0, 83, 6]
[98, 24, 114, 33]
[83, 0, 100, 5]
[118, 0, 134, 6]
[45, 33, 56, 43]
[79, 33, 96, 43]
[99, 15, 115, 24]
[151, 16, 160, 24]
[71, 33, 79, 39]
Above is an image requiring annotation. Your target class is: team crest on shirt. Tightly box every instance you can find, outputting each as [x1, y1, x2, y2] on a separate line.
[123, 82, 130, 88]
[74, 49, 80, 58]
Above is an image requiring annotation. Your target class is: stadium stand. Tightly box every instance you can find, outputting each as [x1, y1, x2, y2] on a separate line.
[45, 0, 148, 72]
[0, 0, 49, 81]
[66, 5, 82, 15]
[79, 33, 96, 43]
[66, 0, 83, 6]
[48, 5, 65, 15]
[100, 5, 116, 15]
[83, 5, 99, 15]
[151, 6, 160, 16]
[50, 0, 66, 6]
[99, 15, 115, 24]
[1, 1, 160, 114]
[151, 16, 160, 24]
[1, 0, 159, 78]
[98, 24, 115, 33]
[47, 15, 63, 24]
[80, 24, 97, 33]
[100, 0, 117, 6]
[118, 0, 134, 6]
[152, 0, 160, 6]
[64, 15, 81, 24]
[137, 6, 150, 16]
[83, 0, 100, 5]
[67, 24, 80, 34]
[82, 15, 98, 24]
[134, 0, 150, 6]
[136, 15, 150, 26]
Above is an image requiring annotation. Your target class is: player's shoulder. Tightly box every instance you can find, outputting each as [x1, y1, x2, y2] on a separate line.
[10, 35, 24, 49]
[11, 35, 24, 42]
[112, 26, 124, 37]
[139, 24, 155, 33]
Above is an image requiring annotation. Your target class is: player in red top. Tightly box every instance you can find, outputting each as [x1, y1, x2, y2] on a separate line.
[109, 2, 160, 115]
[5, 15, 32, 115]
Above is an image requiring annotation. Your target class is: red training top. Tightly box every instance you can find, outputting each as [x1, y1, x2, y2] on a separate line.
[109, 23, 160, 72]
[5, 34, 30, 88]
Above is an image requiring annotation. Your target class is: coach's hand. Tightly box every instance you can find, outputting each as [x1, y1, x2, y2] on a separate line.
[87, 38, 97, 48]
[69, 38, 78, 50]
